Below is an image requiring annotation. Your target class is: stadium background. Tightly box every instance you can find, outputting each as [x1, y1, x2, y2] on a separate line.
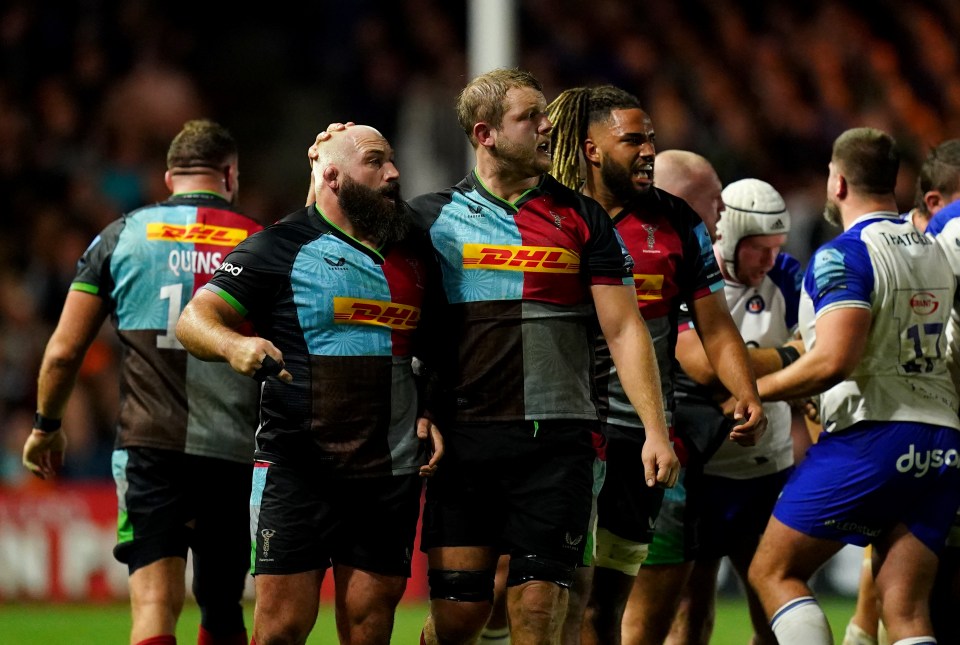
[0, 0, 955, 619]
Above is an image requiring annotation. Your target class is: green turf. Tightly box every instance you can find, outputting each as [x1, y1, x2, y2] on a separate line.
[0, 595, 856, 643]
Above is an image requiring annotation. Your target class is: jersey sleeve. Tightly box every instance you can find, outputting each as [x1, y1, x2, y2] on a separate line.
[683, 216, 724, 300]
[579, 196, 635, 286]
[768, 252, 803, 331]
[202, 228, 290, 318]
[70, 218, 126, 307]
[803, 236, 873, 317]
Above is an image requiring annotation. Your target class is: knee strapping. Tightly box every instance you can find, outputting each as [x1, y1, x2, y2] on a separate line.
[506, 555, 575, 589]
[594, 527, 649, 576]
[428, 568, 495, 602]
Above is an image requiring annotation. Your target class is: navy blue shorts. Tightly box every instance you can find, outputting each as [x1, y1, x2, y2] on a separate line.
[773, 421, 960, 552]
[250, 461, 422, 577]
[697, 468, 793, 560]
[421, 420, 596, 567]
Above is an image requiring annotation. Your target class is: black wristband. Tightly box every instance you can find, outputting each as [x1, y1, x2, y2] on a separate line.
[34, 412, 62, 433]
[775, 345, 801, 368]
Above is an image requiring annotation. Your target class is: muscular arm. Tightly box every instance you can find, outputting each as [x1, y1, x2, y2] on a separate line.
[176, 289, 292, 382]
[687, 290, 766, 444]
[24, 290, 110, 478]
[592, 283, 679, 487]
[756, 306, 869, 402]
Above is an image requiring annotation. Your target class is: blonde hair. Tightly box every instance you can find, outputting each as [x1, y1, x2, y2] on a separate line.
[456, 68, 542, 147]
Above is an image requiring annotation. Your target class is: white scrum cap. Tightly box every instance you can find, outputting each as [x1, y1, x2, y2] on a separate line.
[716, 178, 789, 282]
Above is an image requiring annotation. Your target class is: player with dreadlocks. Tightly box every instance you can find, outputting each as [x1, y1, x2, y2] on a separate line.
[546, 85, 765, 645]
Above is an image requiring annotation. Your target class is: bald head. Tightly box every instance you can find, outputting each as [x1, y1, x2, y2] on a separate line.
[654, 150, 724, 241]
[314, 124, 388, 169]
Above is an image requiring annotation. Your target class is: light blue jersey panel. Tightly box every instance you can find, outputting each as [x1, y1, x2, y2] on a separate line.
[291, 234, 393, 357]
[112, 206, 199, 330]
[430, 189, 525, 303]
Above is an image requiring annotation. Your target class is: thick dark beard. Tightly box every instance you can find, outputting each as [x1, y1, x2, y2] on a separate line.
[822, 199, 842, 227]
[339, 177, 410, 246]
[600, 158, 645, 204]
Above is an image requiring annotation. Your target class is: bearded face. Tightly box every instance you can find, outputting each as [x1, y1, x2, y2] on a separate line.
[600, 154, 650, 204]
[338, 176, 410, 246]
[822, 197, 842, 227]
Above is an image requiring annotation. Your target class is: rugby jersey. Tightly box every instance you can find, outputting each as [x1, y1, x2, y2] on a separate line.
[72, 193, 262, 463]
[924, 201, 960, 390]
[598, 187, 724, 434]
[204, 205, 435, 477]
[801, 212, 959, 433]
[408, 171, 634, 423]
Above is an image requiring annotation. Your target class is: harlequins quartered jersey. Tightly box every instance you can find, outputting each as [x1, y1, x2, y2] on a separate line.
[204, 206, 434, 477]
[72, 193, 262, 462]
[408, 172, 634, 423]
[597, 187, 723, 435]
[801, 212, 960, 433]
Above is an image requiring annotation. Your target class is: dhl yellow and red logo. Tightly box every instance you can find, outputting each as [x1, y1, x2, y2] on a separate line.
[635, 274, 664, 301]
[333, 298, 420, 330]
[146, 223, 249, 246]
[462, 244, 580, 273]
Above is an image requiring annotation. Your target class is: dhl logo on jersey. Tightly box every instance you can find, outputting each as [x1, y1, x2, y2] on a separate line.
[635, 274, 664, 301]
[333, 298, 420, 330]
[462, 244, 580, 273]
[146, 223, 249, 246]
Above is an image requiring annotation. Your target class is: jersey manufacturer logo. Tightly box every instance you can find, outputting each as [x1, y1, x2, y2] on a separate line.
[324, 256, 347, 268]
[146, 223, 248, 246]
[634, 274, 664, 301]
[462, 244, 580, 273]
[910, 292, 940, 315]
[468, 204, 485, 217]
[746, 295, 765, 313]
[333, 297, 420, 330]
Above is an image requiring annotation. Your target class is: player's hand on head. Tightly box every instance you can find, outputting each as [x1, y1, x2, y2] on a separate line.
[416, 417, 443, 477]
[307, 122, 355, 167]
[22, 428, 67, 480]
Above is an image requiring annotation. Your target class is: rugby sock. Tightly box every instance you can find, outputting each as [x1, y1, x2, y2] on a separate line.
[479, 625, 511, 642]
[135, 636, 176, 645]
[197, 625, 247, 645]
[890, 638, 937, 644]
[843, 621, 878, 645]
[771, 596, 832, 645]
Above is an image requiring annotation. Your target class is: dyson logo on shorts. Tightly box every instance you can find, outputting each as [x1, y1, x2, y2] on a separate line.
[896, 444, 960, 478]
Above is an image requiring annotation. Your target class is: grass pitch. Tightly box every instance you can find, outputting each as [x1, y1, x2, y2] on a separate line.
[0, 595, 855, 643]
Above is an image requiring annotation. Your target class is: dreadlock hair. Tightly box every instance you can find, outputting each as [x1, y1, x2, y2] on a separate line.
[547, 85, 644, 191]
[915, 139, 960, 214]
[166, 119, 237, 170]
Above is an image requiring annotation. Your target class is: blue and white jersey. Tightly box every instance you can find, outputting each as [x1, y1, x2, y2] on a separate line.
[800, 211, 960, 433]
[704, 253, 801, 478]
[924, 200, 960, 391]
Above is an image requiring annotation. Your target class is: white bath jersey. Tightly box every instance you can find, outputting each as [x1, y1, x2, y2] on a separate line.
[801, 211, 960, 434]
[704, 254, 801, 478]
[925, 200, 960, 391]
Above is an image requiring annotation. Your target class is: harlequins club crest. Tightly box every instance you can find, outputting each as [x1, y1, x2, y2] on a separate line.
[641, 224, 659, 250]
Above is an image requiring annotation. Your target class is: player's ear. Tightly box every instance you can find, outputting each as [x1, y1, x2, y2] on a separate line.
[474, 122, 494, 149]
[322, 165, 339, 190]
[584, 138, 600, 165]
[164, 170, 174, 192]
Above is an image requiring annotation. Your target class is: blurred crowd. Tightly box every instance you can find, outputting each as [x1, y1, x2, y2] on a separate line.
[1, 0, 958, 482]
